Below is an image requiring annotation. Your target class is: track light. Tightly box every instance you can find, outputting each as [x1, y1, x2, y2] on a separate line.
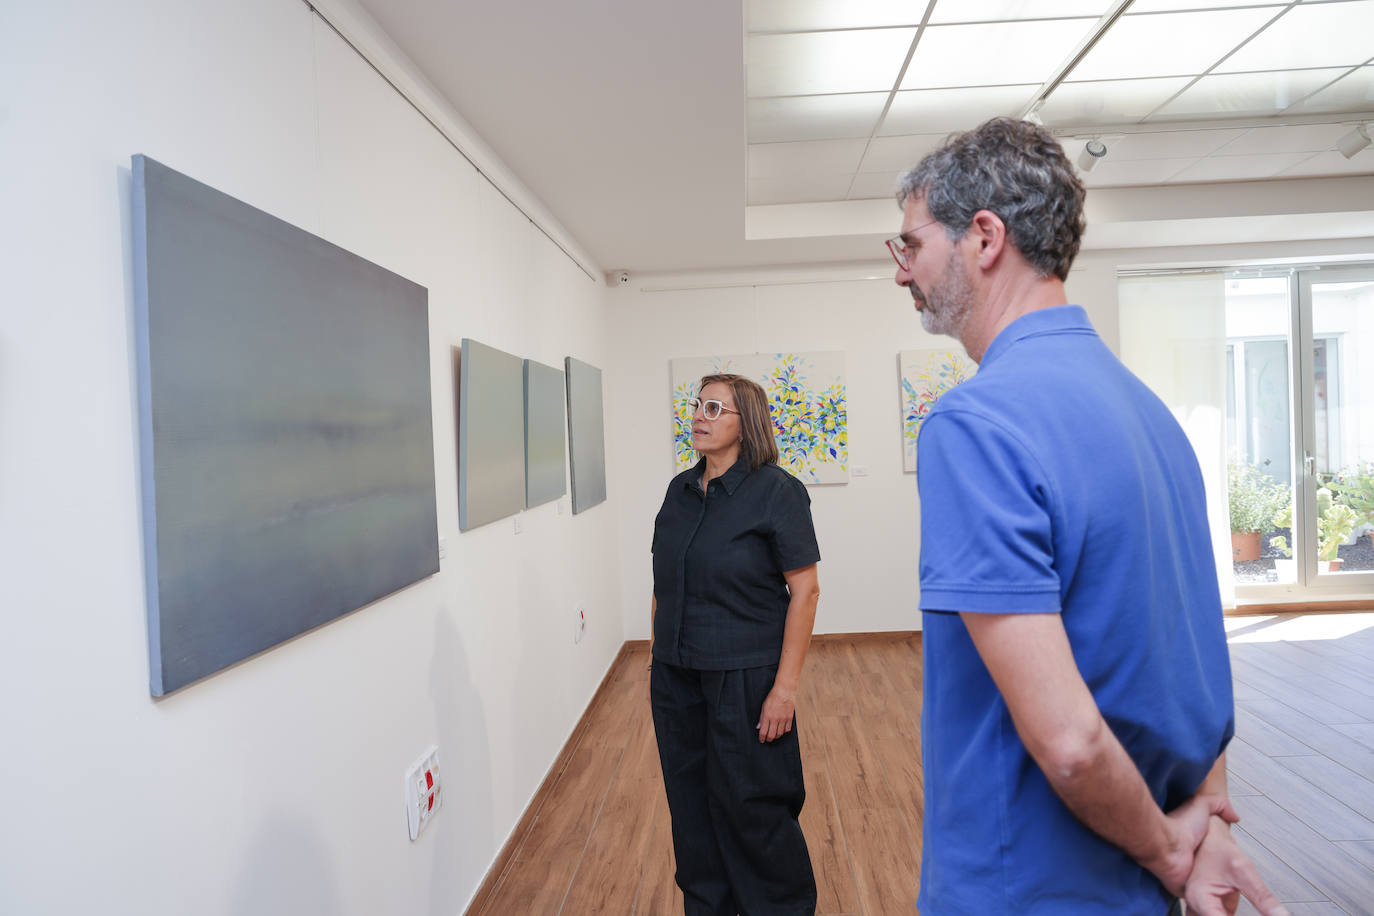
[1336, 124, 1371, 159]
[1078, 139, 1108, 173]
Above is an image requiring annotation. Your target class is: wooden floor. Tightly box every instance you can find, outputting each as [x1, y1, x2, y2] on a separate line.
[472, 616, 1374, 915]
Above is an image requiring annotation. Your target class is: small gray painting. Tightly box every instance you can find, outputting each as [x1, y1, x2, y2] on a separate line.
[458, 339, 526, 530]
[131, 155, 439, 696]
[524, 360, 567, 508]
[565, 357, 607, 514]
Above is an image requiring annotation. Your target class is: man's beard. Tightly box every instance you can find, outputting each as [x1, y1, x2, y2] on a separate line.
[914, 250, 974, 339]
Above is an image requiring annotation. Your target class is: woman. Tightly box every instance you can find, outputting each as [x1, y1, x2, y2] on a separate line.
[649, 373, 822, 916]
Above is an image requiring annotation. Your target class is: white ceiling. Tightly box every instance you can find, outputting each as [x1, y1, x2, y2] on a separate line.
[354, 0, 1374, 274]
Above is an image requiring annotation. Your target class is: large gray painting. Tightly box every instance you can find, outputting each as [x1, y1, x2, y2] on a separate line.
[131, 155, 440, 696]
[565, 357, 607, 514]
[524, 360, 567, 508]
[458, 339, 526, 530]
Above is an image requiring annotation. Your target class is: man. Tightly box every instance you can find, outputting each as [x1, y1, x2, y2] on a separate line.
[892, 117, 1287, 916]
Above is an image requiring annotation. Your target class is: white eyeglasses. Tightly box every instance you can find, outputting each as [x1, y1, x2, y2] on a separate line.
[687, 397, 740, 421]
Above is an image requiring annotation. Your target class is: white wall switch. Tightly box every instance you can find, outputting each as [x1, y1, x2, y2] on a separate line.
[437, 537, 447, 559]
[574, 604, 586, 644]
[852, 465, 869, 477]
[404, 745, 443, 841]
[513, 515, 523, 534]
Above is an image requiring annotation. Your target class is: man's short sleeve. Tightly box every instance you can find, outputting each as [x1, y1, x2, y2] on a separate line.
[768, 474, 821, 572]
[917, 409, 1060, 614]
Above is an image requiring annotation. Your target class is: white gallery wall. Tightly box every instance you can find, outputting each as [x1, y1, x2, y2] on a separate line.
[0, 2, 623, 914]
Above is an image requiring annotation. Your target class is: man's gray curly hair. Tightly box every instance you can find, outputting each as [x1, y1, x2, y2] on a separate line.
[897, 117, 1086, 281]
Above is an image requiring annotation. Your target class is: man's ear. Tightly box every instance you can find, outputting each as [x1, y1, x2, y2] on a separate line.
[967, 209, 1007, 270]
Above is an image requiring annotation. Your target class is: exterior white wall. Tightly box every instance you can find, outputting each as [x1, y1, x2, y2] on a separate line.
[0, 3, 623, 913]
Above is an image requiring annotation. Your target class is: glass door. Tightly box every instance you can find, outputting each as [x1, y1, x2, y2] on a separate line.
[1230, 265, 1374, 600]
[1298, 267, 1374, 591]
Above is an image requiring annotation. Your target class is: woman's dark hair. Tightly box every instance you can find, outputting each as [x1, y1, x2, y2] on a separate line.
[698, 373, 779, 470]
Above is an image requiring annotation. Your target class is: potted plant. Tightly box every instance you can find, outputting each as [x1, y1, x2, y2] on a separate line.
[1227, 462, 1287, 562]
[1269, 487, 1360, 574]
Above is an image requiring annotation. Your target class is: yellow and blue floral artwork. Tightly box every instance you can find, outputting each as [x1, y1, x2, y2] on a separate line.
[670, 352, 848, 485]
[899, 348, 977, 473]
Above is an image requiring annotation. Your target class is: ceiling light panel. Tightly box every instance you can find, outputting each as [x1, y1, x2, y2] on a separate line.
[1077, 157, 1195, 185]
[748, 29, 916, 97]
[1279, 150, 1374, 178]
[928, 0, 1113, 23]
[1216, 1, 1374, 73]
[748, 174, 856, 206]
[1285, 66, 1374, 114]
[860, 134, 948, 172]
[848, 171, 910, 199]
[747, 0, 924, 31]
[880, 85, 1039, 134]
[1039, 77, 1193, 125]
[1107, 128, 1249, 160]
[901, 19, 1096, 89]
[1070, 7, 1280, 81]
[747, 93, 890, 143]
[1217, 123, 1357, 156]
[1171, 152, 1315, 182]
[1127, 0, 1284, 10]
[1153, 68, 1352, 119]
[748, 139, 870, 180]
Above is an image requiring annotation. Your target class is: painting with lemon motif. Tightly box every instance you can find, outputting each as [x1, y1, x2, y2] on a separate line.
[899, 348, 977, 473]
[670, 352, 848, 485]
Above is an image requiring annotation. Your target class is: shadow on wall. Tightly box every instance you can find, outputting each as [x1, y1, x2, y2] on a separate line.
[229, 814, 344, 916]
[430, 607, 492, 915]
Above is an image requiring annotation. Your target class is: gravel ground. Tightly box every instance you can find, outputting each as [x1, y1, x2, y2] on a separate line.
[1233, 528, 1374, 583]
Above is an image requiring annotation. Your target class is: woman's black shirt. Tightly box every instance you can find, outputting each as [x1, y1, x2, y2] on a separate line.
[651, 457, 820, 670]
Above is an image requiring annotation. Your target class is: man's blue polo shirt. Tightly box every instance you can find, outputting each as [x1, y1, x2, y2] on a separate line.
[916, 306, 1234, 915]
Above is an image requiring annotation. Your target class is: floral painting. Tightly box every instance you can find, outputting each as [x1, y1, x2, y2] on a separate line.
[670, 352, 848, 485]
[899, 348, 976, 473]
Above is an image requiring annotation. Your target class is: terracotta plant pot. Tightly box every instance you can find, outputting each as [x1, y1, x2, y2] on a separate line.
[1327, 558, 1345, 572]
[1231, 531, 1261, 562]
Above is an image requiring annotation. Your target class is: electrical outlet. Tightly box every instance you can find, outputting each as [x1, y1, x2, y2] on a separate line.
[404, 746, 443, 841]
[574, 605, 586, 644]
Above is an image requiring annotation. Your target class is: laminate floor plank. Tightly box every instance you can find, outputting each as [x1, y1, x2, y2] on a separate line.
[1236, 705, 1319, 757]
[1226, 738, 1374, 841]
[1231, 823, 1329, 904]
[1231, 794, 1374, 916]
[1241, 698, 1374, 778]
[1274, 754, 1374, 823]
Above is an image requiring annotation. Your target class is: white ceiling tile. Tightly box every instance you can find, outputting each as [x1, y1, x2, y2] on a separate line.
[1286, 66, 1374, 114]
[1216, 123, 1357, 156]
[1040, 77, 1192, 125]
[929, 0, 1112, 23]
[748, 29, 916, 97]
[1153, 69, 1352, 119]
[1171, 152, 1315, 182]
[901, 19, 1095, 89]
[748, 0, 920, 32]
[1277, 149, 1374, 177]
[1128, 0, 1284, 10]
[848, 171, 908, 200]
[880, 85, 1038, 134]
[1106, 128, 1250, 160]
[748, 174, 856, 206]
[860, 134, 948, 172]
[748, 139, 870, 180]
[1215, 1, 1374, 73]
[1079, 157, 1196, 185]
[748, 93, 889, 143]
[1070, 7, 1280, 81]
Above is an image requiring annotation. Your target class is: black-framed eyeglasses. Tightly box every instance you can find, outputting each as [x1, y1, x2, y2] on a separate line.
[687, 397, 740, 421]
[885, 218, 941, 270]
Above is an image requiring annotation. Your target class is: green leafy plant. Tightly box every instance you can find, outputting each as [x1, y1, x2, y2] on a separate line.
[1327, 461, 1374, 524]
[1227, 462, 1288, 534]
[1269, 487, 1361, 561]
